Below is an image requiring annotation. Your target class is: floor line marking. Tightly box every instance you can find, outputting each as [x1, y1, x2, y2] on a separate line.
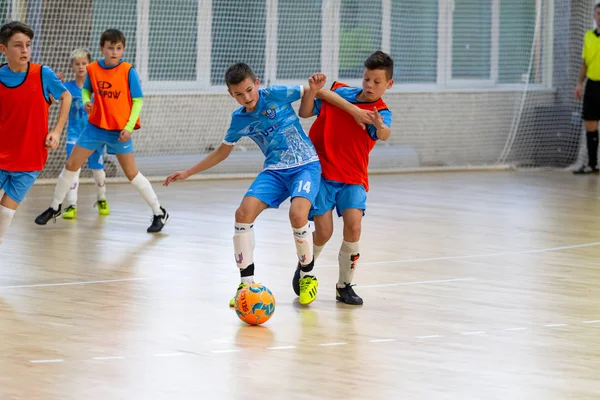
[319, 241, 600, 268]
[0, 277, 150, 289]
[359, 278, 476, 288]
[266, 346, 297, 350]
[30, 359, 64, 364]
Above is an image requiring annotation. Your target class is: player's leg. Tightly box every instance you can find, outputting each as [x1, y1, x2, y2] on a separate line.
[229, 172, 275, 307]
[335, 184, 368, 305]
[35, 144, 94, 225]
[292, 179, 335, 296]
[575, 79, 600, 174]
[112, 140, 167, 232]
[1, 171, 39, 244]
[63, 143, 80, 220]
[288, 162, 321, 305]
[89, 146, 109, 216]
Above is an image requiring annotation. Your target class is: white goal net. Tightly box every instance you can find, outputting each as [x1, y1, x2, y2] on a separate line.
[0, 0, 593, 180]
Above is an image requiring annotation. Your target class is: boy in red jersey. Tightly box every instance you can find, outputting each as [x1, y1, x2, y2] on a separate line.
[294, 51, 394, 305]
[35, 29, 168, 233]
[0, 21, 71, 245]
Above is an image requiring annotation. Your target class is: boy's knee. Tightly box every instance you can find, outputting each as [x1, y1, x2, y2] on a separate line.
[289, 212, 308, 228]
[344, 222, 361, 242]
[235, 207, 253, 224]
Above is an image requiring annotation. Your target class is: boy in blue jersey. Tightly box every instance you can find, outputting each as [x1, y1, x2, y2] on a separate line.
[0, 21, 71, 246]
[164, 63, 359, 306]
[61, 48, 110, 219]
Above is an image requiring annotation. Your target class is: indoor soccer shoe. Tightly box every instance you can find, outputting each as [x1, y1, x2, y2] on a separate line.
[573, 166, 599, 174]
[299, 275, 318, 305]
[229, 283, 248, 307]
[147, 207, 169, 233]
[336, 283, 363, 305]
[292, 262, 301, 296]
[96, 200, 110, 216]
[34, 205, 62, 225]
[62, 205, 77, 220]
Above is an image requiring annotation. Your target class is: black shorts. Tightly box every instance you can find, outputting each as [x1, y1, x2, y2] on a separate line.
[583, 79, 600, 121]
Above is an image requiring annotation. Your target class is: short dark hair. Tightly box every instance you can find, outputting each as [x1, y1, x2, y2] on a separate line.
[364, 51, 394, 80]
[596, 3, 600, 11]
[225, 63, 256, 87]
[0, 21, 34, 46]
[100, 29, 126, 47]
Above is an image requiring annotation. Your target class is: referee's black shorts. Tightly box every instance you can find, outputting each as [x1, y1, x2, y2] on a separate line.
[583, 79, 600, 121]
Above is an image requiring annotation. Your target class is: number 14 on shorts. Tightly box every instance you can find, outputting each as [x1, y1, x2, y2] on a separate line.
[297, 180, 311, 193]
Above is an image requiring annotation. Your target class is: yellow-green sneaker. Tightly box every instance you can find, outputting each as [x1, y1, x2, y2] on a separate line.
[96, 200, 110, 216]
[229, 283, 248, 307]
[299, 275, 318, 305]
[62, 205, 77, 220]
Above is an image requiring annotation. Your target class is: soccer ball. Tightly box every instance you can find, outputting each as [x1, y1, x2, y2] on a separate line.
[234, 284, 276, 325]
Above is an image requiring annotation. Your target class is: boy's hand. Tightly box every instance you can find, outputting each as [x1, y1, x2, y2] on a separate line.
[119, 128, 132, 142]
[367, 107, 384, 129]
[84, 101, 93, 113]
[163, 170, 190, 186]
[45, 130, 61, 150]
[576, 83, 583, 100]
[308, 73, 326, 92]
[56, 71, 65, 82]
[350, 108, 374, 130]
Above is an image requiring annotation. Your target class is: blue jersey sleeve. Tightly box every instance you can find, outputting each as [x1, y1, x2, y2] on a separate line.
[223, 115, 243, 145]
[312, 98, 322, 116]
[83, 75, 92, 92]
[263, 85, 303, 104]
[41, 66, 67, 103]
[128, 67, 143, 98]
[366, 109, 392, 140]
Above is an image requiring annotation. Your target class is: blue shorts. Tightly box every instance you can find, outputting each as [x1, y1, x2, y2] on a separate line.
[309, 179, 367, 220]
[76, 123, 134, 155]
[245, 162, 321, 208]
[0, 169, 40, 203]
[66, 142, 105, 170]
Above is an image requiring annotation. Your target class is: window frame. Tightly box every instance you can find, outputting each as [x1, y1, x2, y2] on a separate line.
[134, 0, 553, 95]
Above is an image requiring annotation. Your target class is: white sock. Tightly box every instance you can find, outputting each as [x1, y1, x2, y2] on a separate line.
[314, 243, 325, 262]
[293, 223, 314, 278]
[338, 240, 360, 288]
[131, 172, 162, 215]
[0, 205, 16, 245]
[64, 168, 81, 207]
[51, 168, 78, 210]
[92, 169, 107, 201]
[234, 222, 255, 283]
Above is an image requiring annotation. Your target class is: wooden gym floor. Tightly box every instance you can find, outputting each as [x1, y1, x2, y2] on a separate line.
[1, 170, 600, 399]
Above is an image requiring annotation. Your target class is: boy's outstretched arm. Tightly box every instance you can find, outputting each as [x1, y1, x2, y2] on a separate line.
[298, 73, 326, 118]
[315, 89, 373, 129]
[163, 142, 233, 186]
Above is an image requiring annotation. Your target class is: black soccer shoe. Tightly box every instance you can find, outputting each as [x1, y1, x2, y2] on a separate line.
[147, 207, 169, 233]
[292, 262, 301, 296]
[34, 205, 62, 225]
[336, 283, 363, 305]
